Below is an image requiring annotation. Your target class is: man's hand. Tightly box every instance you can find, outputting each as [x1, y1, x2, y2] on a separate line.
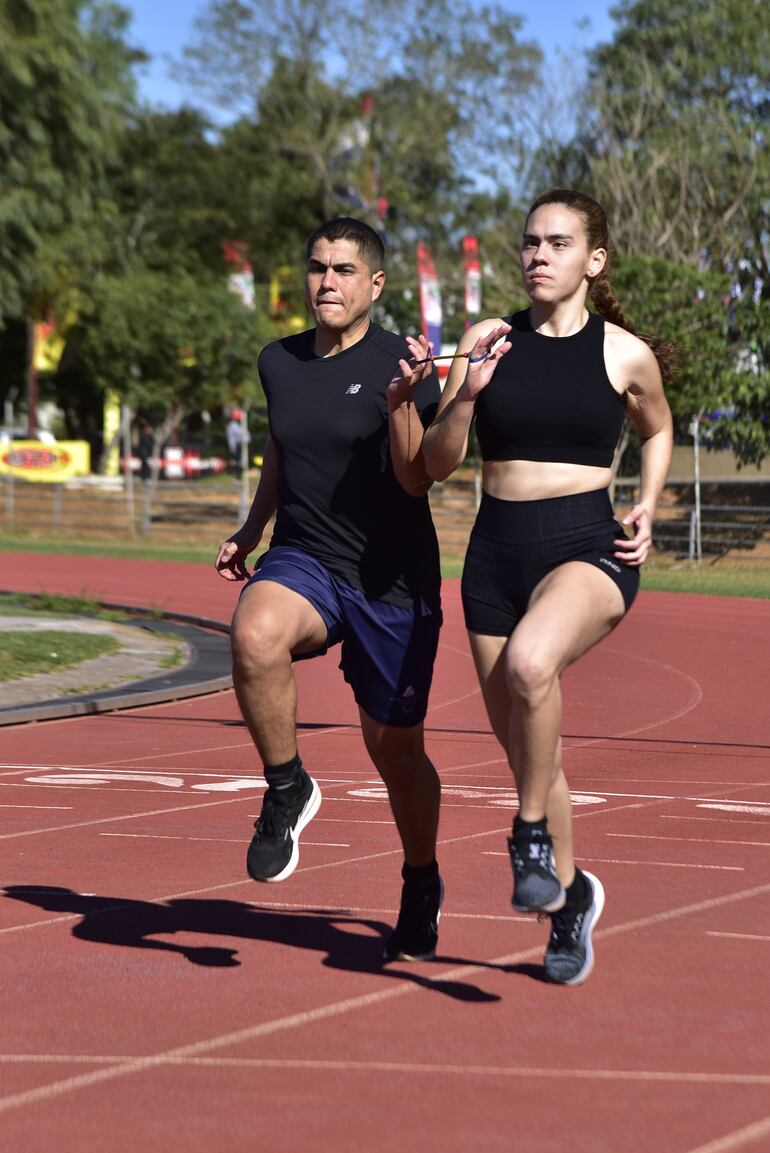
[387, 334, 434, 410]
[215, 536, 256, 581]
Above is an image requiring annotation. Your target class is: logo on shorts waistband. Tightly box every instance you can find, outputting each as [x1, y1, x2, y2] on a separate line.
[345, 383, 362, 395]
[599, 556, 622, 574]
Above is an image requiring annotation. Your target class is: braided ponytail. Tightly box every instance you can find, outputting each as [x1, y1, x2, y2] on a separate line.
[526, 189, 677, 384]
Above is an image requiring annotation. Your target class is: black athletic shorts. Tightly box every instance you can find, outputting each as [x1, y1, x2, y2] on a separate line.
[461, 488, 640, 636]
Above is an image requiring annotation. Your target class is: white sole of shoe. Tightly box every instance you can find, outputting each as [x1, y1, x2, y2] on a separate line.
[560, 871, 605, 986]
[264, 777, 322, 883]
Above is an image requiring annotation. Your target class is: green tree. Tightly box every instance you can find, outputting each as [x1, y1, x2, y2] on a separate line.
[0, 0, 139, 428]
[0, 0, 138, 318]
[179, 0, 541, 274]
[76, 269, 269, 526]
[530, 0, 770, 464]
[104, 107, 238, 278]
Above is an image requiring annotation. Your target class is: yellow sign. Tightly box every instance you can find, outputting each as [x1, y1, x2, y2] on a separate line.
[102, 391, 121, 477]
[0, 441, 91, 482]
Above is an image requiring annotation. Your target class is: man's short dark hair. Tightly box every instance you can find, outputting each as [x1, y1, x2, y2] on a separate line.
[305, 217, 385, 271]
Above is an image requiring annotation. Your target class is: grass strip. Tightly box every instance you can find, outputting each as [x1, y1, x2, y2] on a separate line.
[0, 630, 119, 681]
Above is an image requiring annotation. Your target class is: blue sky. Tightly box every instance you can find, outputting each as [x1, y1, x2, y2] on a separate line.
[122, 0, 617, 112]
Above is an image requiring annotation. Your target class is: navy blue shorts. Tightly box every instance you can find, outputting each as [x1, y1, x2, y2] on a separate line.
[245, 546, 442, 727]
[462, 489, 640, 636]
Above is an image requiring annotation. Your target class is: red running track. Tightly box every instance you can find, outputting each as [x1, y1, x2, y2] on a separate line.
[0, 552, 769, 1153]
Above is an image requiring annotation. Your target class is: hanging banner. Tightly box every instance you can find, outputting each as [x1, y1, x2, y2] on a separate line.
[463, 235, 482, 322]
[416, 241, 442, 353]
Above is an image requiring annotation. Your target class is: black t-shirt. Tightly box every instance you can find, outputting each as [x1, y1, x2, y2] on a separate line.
[259, 323, 441, 608]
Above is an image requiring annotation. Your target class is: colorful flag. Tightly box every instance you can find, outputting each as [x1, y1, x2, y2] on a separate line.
[416, 241, 442, 353]
[463, 235, 482, 322]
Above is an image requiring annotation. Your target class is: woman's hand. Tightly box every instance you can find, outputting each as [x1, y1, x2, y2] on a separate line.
[456, 323, 512, 400]
[614, 503, 654, 566]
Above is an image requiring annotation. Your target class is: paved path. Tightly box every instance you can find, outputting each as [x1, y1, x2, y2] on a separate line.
[0, 615, 190, 707]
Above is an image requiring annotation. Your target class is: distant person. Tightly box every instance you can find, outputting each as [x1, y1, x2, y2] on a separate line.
[215, 217, 444, 962]
[137, 422, 153, 483]
[226, 410, 247, 477]
[422, 188, 674, 985]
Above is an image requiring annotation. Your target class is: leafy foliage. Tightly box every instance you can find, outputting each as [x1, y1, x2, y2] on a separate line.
[0, 0, 139, 321]
[530, 0, 770, 463]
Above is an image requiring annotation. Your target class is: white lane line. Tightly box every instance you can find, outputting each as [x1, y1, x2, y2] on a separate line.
[582, 858, 743, 872]
[97, 833, 350, 847]
[661, 816, 770, 827]
[0, 880, 769, 1116]
[571, 779, 767, 787]
[0, 1053, 767, 1086]
[705, 932, 770, 943]
[0, 915, 80, 936]
[315, 817, 395, 826]
[682, 1115, 770, 1153]
[481, 852, 743, 871]
[698, 804, 770, 816]
[241, 901, 532, 925]
[608, 833, 770, 848]
[0, 804, 73, 810]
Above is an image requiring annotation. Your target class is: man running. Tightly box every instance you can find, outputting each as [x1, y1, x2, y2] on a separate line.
[215, 217, 443, 961]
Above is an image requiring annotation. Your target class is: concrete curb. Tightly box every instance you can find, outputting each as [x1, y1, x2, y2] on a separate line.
[0, 594, 233, 726]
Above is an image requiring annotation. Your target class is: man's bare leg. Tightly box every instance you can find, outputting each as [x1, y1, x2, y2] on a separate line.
[230, 579, 328, 882]
[359, 710, 443, 962]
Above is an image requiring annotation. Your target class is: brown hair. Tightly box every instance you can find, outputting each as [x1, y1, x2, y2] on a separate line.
[526, 189, 677, 383]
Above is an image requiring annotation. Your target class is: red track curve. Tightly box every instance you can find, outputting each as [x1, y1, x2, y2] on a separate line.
[0, 552, 768, 1153]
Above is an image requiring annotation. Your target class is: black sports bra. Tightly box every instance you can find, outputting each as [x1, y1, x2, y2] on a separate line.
[474, 310, 625, 468]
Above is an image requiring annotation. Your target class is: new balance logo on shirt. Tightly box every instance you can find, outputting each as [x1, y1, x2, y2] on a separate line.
[345, 383, 362, 394]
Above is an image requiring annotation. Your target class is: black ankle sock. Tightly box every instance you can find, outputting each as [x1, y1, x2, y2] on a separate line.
[513, 815, 548, 837]
[402, 859, 439, 886]
[264, 755, 304, 791]
[565, 868, 590, 907]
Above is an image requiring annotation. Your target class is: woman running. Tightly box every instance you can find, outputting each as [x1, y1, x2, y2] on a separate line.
[421, 188, 674, 985]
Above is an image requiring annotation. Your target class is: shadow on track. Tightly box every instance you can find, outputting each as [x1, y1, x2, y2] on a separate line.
[3, 885, 501, 1003]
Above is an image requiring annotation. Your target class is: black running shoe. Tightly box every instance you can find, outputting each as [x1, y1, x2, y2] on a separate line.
[508, 826, 565, 913]
[544, 871, 605, 986]
[246, 772, 321, 883]
[383, 873, 444, 962]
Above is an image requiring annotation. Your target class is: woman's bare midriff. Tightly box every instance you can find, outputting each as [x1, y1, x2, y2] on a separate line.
[482, 459, 613, 502]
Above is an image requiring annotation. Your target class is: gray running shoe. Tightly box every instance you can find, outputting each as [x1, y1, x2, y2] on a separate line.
[246, 773, 321, 882]
[508, 827, 565, 913]
[544, 871, 605, 986]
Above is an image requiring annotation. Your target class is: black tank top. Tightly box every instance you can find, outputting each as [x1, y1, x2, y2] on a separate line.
[474, 310, 625, 468]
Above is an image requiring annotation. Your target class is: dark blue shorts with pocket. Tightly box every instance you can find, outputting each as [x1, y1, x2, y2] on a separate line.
[245, 546, 442, 727]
